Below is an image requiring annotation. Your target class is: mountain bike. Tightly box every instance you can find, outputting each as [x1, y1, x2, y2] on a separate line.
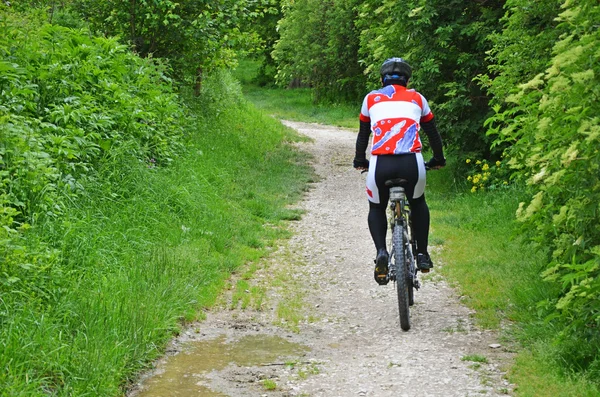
[385, 178, 421, 331]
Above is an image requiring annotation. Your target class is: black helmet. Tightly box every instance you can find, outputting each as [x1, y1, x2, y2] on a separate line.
[380, 57, 412, 81]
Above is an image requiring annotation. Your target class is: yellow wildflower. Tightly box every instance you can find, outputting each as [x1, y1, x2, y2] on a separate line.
[496, 161, 501, 167]
[471, 186, 477, 193]
[476, 160, 482, 165]
[466, 159, 471, 164]
[482, 163, 489, 171]
[467, 175, 472, 181]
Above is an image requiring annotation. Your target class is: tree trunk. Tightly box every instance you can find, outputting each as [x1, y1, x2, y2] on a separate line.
[130, 0, 136, 50]
[194, 66, 203, 97]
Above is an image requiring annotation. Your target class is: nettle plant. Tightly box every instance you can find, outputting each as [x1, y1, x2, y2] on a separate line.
[1, 12, 186, 216]
[489, 0, 600, 342]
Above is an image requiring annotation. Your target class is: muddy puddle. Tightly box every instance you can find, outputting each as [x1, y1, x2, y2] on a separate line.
[134, 334, 309, 396]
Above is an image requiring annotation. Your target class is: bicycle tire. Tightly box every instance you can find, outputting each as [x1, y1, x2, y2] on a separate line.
[408, 239, 416, 306]
[393, 221, 411, 331]
[408, 265, 415, 306]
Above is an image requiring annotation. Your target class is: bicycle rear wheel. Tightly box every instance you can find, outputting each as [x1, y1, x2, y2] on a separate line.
[408, 268, 415, 306]
[393, 222, 411, 331]
[408, 243, 416, 306]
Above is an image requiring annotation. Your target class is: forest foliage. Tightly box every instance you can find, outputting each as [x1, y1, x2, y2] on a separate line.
[273, 0, 504, 155]
[486, 0, 600, 370]
[1, 0, 599, 392]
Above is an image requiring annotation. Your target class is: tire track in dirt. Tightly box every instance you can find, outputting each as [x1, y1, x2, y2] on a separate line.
[129, 121, 514, 397]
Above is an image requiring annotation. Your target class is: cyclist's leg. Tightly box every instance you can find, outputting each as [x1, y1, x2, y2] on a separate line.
[366, 153, 430, 252]
[365, 155, 389, 251]
[410, 195, 433, 270]
[404, 153, 433, 269]
[366, 156, 391, 284]
[396, 152, 427, 254]
[366, 154, 417, 251]
[408, 194, 430, 254]
[368, 201, 387, 250]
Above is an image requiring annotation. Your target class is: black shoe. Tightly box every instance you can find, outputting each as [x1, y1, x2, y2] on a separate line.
[374, 248, 389, 285]
[417, 253, 433, 273]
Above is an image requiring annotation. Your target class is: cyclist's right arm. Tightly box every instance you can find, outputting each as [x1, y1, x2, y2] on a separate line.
[354, 95, 372, 170]
[354, 119, 371, 169]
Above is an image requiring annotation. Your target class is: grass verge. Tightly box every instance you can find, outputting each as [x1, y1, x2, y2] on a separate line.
[427, 165, 599, 396]
[1, 73, 315, 395]
[233, 59, 357, 129]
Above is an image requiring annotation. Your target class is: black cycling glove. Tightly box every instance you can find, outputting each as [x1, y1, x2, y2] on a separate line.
[426, 156, 446, 169]
[353, 157, 369, 169]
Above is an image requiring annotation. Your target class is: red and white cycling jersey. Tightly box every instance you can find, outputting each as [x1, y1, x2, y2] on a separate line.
[359, 85, 434, 155]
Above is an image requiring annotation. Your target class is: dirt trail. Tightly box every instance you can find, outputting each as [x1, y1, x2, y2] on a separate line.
[129, 121, 514, 397]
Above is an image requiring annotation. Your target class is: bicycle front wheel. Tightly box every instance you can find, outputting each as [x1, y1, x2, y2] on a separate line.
[393, 222, 411, 331]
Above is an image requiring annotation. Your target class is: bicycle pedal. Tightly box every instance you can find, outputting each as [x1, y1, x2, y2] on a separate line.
[375, 275, 388, 285]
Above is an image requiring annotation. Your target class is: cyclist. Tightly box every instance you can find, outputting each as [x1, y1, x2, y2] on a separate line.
[353, 57, 446, 285]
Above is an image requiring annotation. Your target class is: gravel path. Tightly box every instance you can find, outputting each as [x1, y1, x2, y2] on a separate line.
[129, 121, 514, 397]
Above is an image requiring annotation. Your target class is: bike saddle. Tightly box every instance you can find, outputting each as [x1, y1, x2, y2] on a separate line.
[385, 178, 408, 187]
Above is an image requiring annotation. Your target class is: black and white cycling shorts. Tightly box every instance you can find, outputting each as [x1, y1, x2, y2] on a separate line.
[365, 153, 426, 205]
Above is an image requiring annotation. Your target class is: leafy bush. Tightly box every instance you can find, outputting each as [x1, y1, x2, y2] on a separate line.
[273, 0, 365, 102]
[485, 0, 600, 376]
[73, 0, 274, 92]
[0, 9, 185, 312]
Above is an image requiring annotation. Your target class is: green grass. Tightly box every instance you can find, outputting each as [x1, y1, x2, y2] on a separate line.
[262, 379, 278, 390]
[427, 172, 547, 328]
[509, 350, 600, 397]
[462, 354, 489, 364]
[0, 73, 315, 395]
[426, 165, 599, 396]
[233, 59, 357, 129]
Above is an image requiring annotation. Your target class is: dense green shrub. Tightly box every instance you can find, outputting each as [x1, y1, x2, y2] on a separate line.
[273, 0, 503, 154]
[242, 0, 282, 86]
[273, 0, 365, 102]
[0, 8, 185, 315]
[73, 0, 274, 92]
[485, 0, 600, 376]
[2, 0, 82, 27]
